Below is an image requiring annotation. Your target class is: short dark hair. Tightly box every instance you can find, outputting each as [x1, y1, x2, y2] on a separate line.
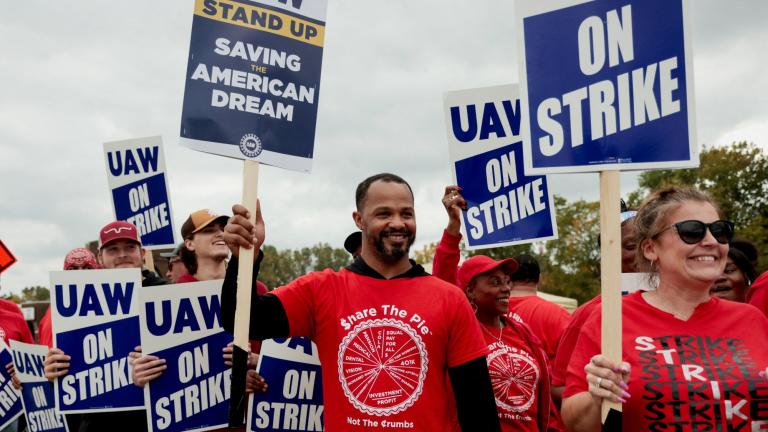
[355, 173, 413, 211]
[179, 244, 198, 276]
[511, 254, 540, 283]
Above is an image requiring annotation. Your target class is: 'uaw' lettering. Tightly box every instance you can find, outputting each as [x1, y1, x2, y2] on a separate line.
[154, 369, 231, 430]
[55, 282, 133, 317]
[536, 5, 681, 158]
[107, 147, 159, 176]
[60, 356, 132, 405]
[272, 337, 315, 357]
[465, 151, 546, 240]
[450, 99, 521, 143]
[146, 295, 222, 336]
[0, 373, 20, 416]
[12, 351, 45, 378]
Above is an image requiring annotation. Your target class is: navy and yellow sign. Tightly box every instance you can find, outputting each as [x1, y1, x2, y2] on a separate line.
[180, 0, 329, 173]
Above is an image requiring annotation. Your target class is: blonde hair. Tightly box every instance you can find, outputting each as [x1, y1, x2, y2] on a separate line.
[633, 186, 723, 272]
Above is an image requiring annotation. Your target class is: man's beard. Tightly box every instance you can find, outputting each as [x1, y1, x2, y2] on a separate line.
[373, 227, 415, 263]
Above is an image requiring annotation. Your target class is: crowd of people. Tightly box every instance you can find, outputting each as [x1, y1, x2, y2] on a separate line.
[2, 172, 768, 432]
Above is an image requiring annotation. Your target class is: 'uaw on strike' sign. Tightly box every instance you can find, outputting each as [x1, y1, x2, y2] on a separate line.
[247, 338, 323, 432]
[9, 341, 68, 432]
[50, 269, 144, 413]
[180, 0, 329, 173]
[104, 136, 176, 249]
[138, 280, 231, 432]
[444, 85, 558, 249]
[0, 340, 22, 430]
[515, 0, 697, 174]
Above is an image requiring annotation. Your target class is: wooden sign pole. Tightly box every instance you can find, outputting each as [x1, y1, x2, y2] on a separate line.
[599, 170, 622, 427]
[228, 160, 260, 427]
[144, 251, 155, 275]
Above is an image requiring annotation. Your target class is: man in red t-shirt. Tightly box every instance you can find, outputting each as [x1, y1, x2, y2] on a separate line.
[221, 173, 500, 432]
[506, 255, 570, 365]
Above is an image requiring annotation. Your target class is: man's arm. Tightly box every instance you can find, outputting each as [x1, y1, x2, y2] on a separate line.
[221, 201, 290, 340]
[221, 258, 289, 340]
[432, 186, 466, 285]
[448, 356, 501, 432]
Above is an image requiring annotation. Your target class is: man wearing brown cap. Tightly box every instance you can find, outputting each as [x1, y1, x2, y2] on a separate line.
[43, 220, 164, 432]
[176, 209, 230, 283]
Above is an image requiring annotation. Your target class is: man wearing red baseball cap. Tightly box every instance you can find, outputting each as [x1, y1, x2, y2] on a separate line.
[43, 220, 165, 432]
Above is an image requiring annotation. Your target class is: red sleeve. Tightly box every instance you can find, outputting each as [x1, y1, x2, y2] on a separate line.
[38, 307, 53, 348]
[176, 273, 198, 283]
[272, 271, 326, 338]
[445, 288, 489, 367]
[432, 230, 461, 286]
[255, 281, 269, 295]
[563, 308, 601, 398]
[747, 271, 768, 319]
[552, 299, 599, 386]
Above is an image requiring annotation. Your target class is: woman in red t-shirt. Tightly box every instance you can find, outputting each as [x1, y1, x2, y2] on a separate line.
[562, 186, 768, 432]
[456, 255, 552, 432]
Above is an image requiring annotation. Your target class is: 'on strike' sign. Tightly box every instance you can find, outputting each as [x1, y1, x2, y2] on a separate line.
[515, 0, 697, 174]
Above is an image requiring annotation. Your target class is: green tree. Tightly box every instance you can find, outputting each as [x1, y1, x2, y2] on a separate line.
[258, 243, 351, 289]
[632, 141, 768, 271]
[22, 286, 50, 301]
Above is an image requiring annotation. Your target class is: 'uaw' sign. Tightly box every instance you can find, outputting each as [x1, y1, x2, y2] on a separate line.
[50, 269, 144, 413]
[138, 280, 231, 432]
[10, 341, 68, 432]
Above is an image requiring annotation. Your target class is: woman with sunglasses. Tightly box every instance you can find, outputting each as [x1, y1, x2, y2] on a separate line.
[561, 186, 768, 432]
[456, 255, 552, 431]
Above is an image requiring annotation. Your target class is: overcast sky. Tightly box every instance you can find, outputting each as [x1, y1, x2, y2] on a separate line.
[1, 1, 767, 293]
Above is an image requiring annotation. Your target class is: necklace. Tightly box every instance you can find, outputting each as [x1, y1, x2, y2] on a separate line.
[481, 321, 504, 342]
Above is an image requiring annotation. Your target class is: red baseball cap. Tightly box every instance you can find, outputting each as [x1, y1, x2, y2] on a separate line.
[456, 255, 518, 289]
[99, 221, 141, 249]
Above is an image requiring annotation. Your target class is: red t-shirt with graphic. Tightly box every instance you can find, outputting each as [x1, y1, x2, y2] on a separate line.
[507, 295, 570, 363]
[565, 291, 768, 431]
[481, 320, 541, 432]
[551, 295, 601, 387]
[273, 268, 488, 432]
[0, 298, 34, 344]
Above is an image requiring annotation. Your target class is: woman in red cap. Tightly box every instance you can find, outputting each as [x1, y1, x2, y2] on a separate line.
[455, 255, 552, 431]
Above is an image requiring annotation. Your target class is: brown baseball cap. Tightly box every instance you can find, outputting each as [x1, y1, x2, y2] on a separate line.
[181, 209, 229, 239]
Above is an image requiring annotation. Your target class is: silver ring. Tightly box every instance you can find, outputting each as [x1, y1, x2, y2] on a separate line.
[596, 377, 603, 388]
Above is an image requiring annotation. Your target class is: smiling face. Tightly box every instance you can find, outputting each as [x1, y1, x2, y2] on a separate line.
[642, 200, 728, 290]
[710, 256, 748, 302]
[99, 239, 144, 269]
[354, 180, 416, 264]
[621, 219, 638, 273]
[185, 223, 228, 260]
[467, 268, 511, 321]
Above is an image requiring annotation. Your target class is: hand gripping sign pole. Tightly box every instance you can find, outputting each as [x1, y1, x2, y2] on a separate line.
[599, 171, 622, 428]
[229, 160, 260, 427]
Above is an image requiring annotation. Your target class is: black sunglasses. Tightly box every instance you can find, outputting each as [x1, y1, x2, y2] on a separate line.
[655, 220, 734, 245]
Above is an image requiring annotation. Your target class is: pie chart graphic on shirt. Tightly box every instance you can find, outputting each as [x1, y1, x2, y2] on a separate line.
[487, 344, 539, 413]
[338, 318, 428, 416]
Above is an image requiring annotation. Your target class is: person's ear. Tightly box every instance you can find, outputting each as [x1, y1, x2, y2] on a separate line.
[184, 238, 195, 252]
[353, 211, 363, 231]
